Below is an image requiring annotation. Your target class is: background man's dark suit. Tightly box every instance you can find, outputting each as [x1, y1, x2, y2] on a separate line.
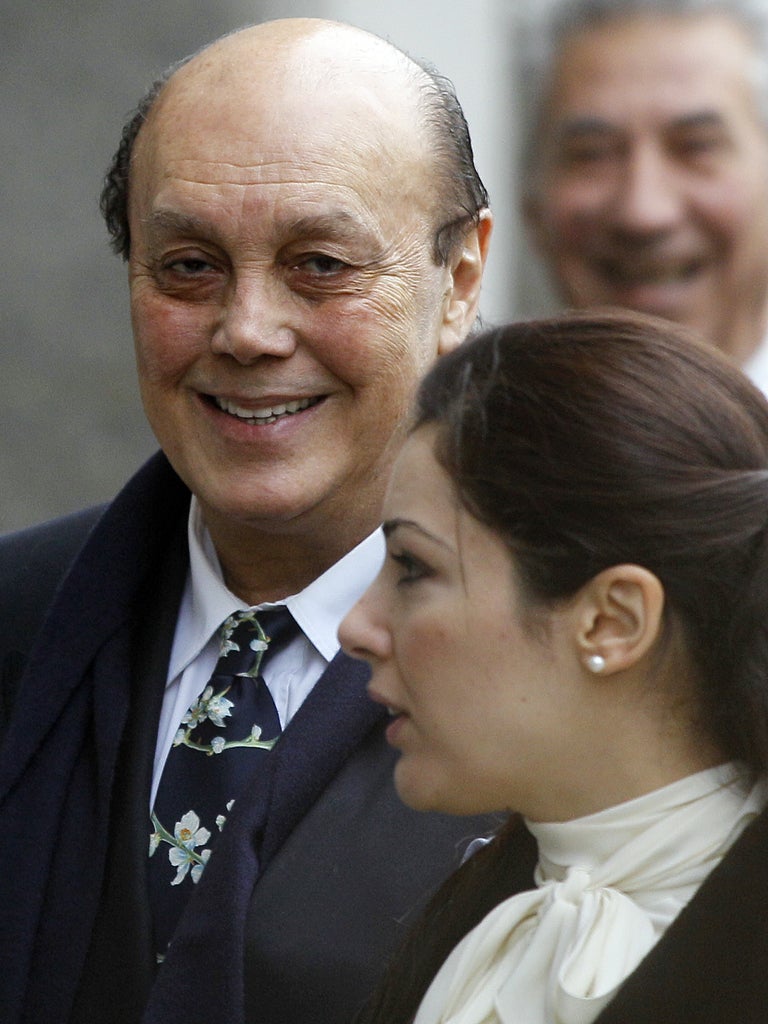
[0, 453, 495, 1024]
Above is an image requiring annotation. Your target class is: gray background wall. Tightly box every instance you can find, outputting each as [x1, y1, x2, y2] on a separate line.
[2, 0, 545, 533]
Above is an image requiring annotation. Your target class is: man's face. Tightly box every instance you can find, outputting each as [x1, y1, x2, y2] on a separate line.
[127, 36, 484, 550]
[526, 13, 768, 363]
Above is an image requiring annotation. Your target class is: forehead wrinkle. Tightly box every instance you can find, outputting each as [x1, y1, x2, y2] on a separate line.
[153, 152, 413, 211]
[162, 155, 366, 187]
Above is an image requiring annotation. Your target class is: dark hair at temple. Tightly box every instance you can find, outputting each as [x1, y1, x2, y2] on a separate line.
[99, 61, 183, 260]
[99, 41, 487, 265]
[410, 57, 489, 263]
[356, 310, 768, 1024]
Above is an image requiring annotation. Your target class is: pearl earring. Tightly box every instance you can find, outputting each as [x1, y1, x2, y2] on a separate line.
[586, 653, 606, 673]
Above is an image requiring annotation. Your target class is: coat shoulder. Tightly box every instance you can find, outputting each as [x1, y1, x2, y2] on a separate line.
[0, 508, 104, 734]
[0, 507, 103, 643]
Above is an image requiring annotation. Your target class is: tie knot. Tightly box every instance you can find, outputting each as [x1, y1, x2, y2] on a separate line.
[215, 607, 297, 678]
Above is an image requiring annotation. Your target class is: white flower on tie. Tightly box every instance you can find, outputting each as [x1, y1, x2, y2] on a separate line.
[149, 810, 215, 886]
[190, 848, 212, 884]
[182, 686, 234, 730]
[167, 811, 212, 885]
[216, 799, 236, 832]
[219, 636, 241, 657]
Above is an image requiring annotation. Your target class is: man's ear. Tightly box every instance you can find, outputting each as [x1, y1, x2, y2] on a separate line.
[573, 565, 665, 676]
[438, 209, 493, 355]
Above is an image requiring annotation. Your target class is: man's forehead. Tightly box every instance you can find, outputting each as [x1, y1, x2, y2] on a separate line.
[547, 13, 760, 125]
[159, 20, 424, 122]
[138, 49, 427, 182]
[132, 123, 427, 220]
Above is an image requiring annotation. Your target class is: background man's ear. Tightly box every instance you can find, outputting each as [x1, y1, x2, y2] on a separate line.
[438, 209, 493, 355]
[574, 564, 665, 675]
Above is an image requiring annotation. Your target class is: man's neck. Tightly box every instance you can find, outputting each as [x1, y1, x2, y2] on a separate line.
[201, 512, 378, 606]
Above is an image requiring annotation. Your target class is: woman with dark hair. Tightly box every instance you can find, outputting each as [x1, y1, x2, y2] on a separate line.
[339, 311, 768, 1024]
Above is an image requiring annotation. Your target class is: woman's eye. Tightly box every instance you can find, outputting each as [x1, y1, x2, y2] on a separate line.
[389, 551, 431, 585]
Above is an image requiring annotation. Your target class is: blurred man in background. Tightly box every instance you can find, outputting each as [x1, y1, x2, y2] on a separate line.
[521, 0, 768, 390]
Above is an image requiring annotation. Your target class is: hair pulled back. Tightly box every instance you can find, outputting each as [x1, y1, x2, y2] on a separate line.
[355, 311, 768, 1024]
[415, 312, 768, 773]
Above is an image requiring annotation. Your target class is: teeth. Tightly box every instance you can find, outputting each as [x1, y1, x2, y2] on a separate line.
[215, 396, 315, 422]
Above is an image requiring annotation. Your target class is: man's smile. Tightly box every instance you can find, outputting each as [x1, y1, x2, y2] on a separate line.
[210, 395, 323, 425]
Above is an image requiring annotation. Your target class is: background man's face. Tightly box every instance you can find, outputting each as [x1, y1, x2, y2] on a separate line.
[127, 48, 460, 543]
[526, 13, 768, 362]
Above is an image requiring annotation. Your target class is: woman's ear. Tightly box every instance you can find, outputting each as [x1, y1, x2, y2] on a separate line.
[573, 565, 665, 676]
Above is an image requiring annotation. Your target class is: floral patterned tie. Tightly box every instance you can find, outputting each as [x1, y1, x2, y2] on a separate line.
[148, 607, 298, 958]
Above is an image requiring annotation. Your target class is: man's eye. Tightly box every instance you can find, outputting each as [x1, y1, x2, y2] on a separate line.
[389, 551, 431, 585]
[296, 254, 349, 276]
[560, 141, 616, 167]
[165, 257, 214, 275]
[674, 134, 726, 159]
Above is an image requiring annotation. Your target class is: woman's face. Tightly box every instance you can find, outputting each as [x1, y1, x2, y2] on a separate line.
[339, 426, 588, 820]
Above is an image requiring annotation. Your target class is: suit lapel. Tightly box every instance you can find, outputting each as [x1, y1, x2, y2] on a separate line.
[260, 649, 379, 865]
[70, 523, 188, 1024]
[0, 452, 190, 1024]
[0, 452, 189, 800]
[143, 650, 381, 1024]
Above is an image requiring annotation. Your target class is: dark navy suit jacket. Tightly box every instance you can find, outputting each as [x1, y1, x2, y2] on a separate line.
[0, 452, 496, 1024]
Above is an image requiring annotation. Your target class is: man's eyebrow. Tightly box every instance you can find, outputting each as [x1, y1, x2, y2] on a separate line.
[555, 109, 729, 139]
[555, 117, 617, 139]
[667, 110, 729, 132]
[144, 210, 211, 237]
[144, 208, 375, 240]
[141, 207, 386, 261]
[287, 211, 374, 239]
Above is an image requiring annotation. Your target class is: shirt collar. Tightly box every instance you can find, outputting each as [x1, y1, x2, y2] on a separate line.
[168, 496, 384, 679]
[744, 334, 768, 397]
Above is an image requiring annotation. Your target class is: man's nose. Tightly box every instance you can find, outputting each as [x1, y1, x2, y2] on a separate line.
[608, 146, 685, 236]
[210, 273, 297, 363]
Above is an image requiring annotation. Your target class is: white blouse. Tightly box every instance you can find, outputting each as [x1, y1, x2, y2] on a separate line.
[413, 764, 767, 1024]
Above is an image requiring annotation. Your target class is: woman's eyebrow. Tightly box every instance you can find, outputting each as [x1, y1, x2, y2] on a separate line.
[383, 518, 452, 550]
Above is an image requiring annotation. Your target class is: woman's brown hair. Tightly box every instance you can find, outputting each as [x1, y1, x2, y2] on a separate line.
[356, 311, 768, 1023]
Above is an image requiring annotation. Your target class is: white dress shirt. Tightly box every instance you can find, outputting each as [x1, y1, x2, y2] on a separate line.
[743, 334, 768, 396]
[150, 497, 384, 807]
